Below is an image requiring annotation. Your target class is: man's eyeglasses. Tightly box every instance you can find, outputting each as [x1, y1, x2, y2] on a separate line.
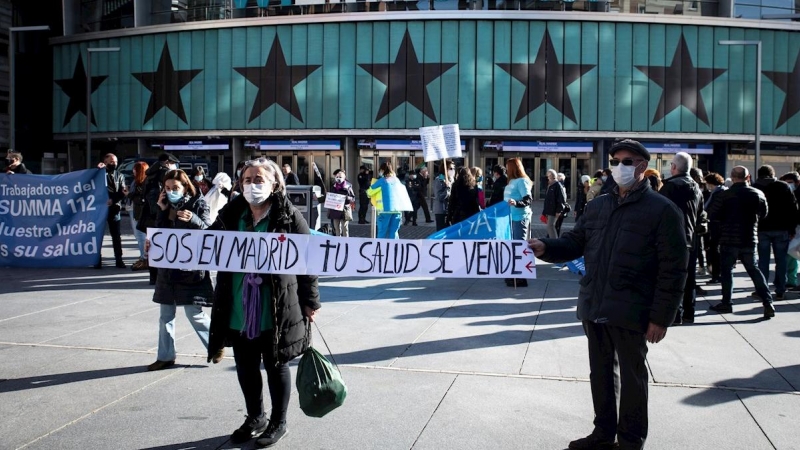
[609, 158, 644, 167]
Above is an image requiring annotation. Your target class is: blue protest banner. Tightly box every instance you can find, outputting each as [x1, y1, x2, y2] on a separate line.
[565, 256, 586, 276]
[427, 202, 512, 240]
[0, 169, 109, 268]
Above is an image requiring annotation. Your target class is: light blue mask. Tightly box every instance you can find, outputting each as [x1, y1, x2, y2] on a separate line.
[166, 191, 183, 204]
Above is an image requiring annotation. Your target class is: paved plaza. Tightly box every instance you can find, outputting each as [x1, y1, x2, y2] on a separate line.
[1, 212, 799, 450]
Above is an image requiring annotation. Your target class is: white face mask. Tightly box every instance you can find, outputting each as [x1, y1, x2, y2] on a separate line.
[789, 183, 796, 193]
[611, 163, 639, 189]
[194, 176, 203, 182]
[601, 176, 608, 182]
[243, 183, 271, 205]
[447, 169, 455, 178]
[335, 177, 345, 183]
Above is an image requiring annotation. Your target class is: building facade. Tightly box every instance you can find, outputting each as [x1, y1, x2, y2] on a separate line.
[50, 1, 800, 198]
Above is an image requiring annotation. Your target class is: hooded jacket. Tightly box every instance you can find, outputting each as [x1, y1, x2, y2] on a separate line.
[206, 193, 320, 365]
[538, 181, 688, 333]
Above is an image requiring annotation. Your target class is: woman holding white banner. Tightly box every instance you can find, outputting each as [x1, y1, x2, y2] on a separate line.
[504, 158, 534, 287]
[206, 158, 321, 448]
[147, 169, 215, 372]
[367, 162, 413, 239]
[327, 169, 356, 237]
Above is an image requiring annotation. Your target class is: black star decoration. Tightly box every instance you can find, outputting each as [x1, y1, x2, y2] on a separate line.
[763, 51, 800, 130]
[132, 43, 202, 125]
[54, 53, 108, 127]
[497, 31, 595, 124]
[359, 31, 456, 123]
[635, 35, 726, 126]
[234, 38, 321, 123]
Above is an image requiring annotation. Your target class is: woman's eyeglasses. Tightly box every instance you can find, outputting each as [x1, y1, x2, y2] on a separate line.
[609, 158, 644, 167]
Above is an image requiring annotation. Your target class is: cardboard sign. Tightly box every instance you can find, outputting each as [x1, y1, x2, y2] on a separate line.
[147, 229, 536, 279]
[323, 192, 346, 211]
[420, 124, 462, 162]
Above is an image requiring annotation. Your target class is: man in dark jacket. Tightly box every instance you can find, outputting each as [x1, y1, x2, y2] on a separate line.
[752, 165, 798, 300]
[5, 150, 32, 174]
[659, 152, 704, 324]
[417, 167, 433, 223]
[488, 165, 508, 207]
[96, 153, 127, 268]
[708, 166, 775, 318]
[779, 172, 800, 288]
[528, 139, 687, 450]
[357, 165, 371, 224]
[543, 169, 567, 238]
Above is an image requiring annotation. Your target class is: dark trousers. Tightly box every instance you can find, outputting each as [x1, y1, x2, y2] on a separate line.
[106, 216, 123, 262]
[707, 240, 721, 280]
[405, 198, 420, 224]
[358, 190, 369, 222]
[435, 214, 448, 231]
[232, 333, 291, 422]
[418, 195, 431, 221]
[555, 212, 566, 237]
[679, 246, 697, 319]
[583, 321, 649, 450]
[697, 235, 707, 268]
[720, 245, 773, 305]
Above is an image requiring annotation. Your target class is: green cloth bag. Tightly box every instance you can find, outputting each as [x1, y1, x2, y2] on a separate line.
[296, 324, 347, 418]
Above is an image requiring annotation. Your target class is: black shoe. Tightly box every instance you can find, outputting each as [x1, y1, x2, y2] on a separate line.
[425, 220, 434, 223]
[710, 302, 733, 313]
[672, 315, 683, 326]
[707, 278, 720, 284]
[764, 303, 776, 319]
[516, 278, 528, 287]
[504, 278, 514, 286]
[682, 315, 695, 324]
[115, 260, 127, 269]
[231, 414, 268, 444]
[256, 420, 288, 448]
[146, 360, 175, 371]
[775, 292, 785, 300]
[412, 222, 418, 226]
[568, 434, 619, 450]
[695, 286, 707, 295]
[358, 221, 367, 225]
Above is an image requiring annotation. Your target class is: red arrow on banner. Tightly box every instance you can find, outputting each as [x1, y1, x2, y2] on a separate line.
[522, 248, 531, 256]
[526, 261, 534, 272]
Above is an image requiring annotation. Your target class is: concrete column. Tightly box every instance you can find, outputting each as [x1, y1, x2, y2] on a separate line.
[137, 138, 148, 156]
[62, 0, 81, 36]
[344, 137, 356, 179]
[231, 138, 245, 166]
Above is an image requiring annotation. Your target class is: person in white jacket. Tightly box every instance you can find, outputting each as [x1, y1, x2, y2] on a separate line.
[204, 172, 232, 224]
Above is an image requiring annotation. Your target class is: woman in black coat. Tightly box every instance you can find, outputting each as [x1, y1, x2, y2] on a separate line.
[446, 167, 482, 225]
[207, 158, 321, 448]
[146, 169, 214, 372]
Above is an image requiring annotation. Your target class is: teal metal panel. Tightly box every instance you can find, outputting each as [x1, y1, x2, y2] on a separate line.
[509, 21, 529, 131]
[404, 21, 425, 129]
[190, 30, 205, 131]
[306, 24, 324, 129]
[580, 22, 599, 131]
[475, 20, 493, 130]
[665, 25, 684, 133]
[216, 29, 233, 131]
[422, 21, 442, 128]
[354, 22, 374, 129]
[338, 22, 356, 129]
[275, 26, 291, 130]
[597, 23, 615, 131]
[439, 21, 459, 127]
[290, 24, 309, 130]
[370, 21, 390, 129]
[742, 28, 760, 135]
[527, 22, 546, 130]
[611, 23, 636, 131]
[457, 21, 476, 129]
[322, 23, 340, 129]
[128, 36, 142, 132]
[203, 30, 218, 130]
[140, 34, 155, 131]
[786, 34, 800, 135]
[727, 28, 746, 134]
[239, 26, 260, 130]
[388, 21, 407, 129]
[546, 22, 564, 131]
[712, 27, 729, 134]
[696, 26, 715, 134]
[769, 31, 789, 136]
[760, 30, 775, 137]
[165, 33, 181, 131]
[105, 38, 122, 133]
[647, 24, 666, 132]
[564, 21, 583, 132]
[493, 21, 511, 131]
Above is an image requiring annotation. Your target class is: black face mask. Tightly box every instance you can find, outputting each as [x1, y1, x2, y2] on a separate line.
[6, 159, 13, 166]
[106, 164, 117, 172]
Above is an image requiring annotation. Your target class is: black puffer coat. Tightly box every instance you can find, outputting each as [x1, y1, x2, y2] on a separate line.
[538, 181, 688, 333]
[152, 193, 213, 306]
[660, 173, 703, 249]
[207, 193, 321, 365]
[543, 181, 567, 216]
[752, 177, 798, 233]
[708, 182, 768, 248]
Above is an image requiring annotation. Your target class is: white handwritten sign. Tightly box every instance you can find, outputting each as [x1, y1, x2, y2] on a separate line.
[147, 229, 536, 279]
[420, 124, 462, 162]
[323, 192, 346, 211]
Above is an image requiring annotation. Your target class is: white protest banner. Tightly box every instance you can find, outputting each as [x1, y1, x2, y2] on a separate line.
[323, 192, 346, 211]
[419, 124, 462, 162]
[147, 229, 536, 279]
